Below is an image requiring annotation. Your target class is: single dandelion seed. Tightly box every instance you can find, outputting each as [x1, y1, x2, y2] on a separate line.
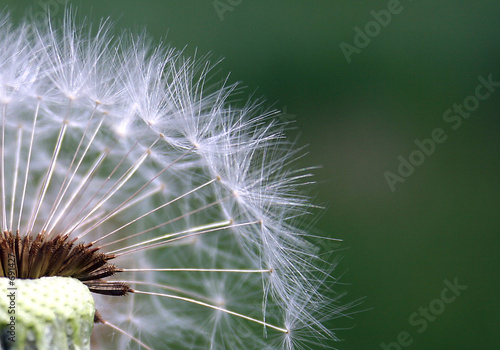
[0, 10, 351, 350]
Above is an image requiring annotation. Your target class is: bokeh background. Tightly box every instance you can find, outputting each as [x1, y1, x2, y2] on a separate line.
[3, 1, 499, 349]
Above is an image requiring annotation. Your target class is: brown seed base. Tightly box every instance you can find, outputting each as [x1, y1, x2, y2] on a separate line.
[0, 231, 131, 323]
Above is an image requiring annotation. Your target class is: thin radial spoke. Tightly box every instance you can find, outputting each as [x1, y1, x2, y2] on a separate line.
[1, 104, 7, 231]
[304, 234, 343, 242]
[63, 137, 161, 236]
[118, 280, 216, 304]
[102, 320, 152, 350]
[72, 210, 106, 232]
[26, 120, 68, 234]
[64, 146, 150, 236]
[8, 126, 23, 232]
[68, 151, 148, 233]
[133, 290, 289, 334]
[122, 268, 271, 273]
[106, 220, 232, 251]
[86, 177, 218, 243]
[70, 184, 164, 236]
[46, 148, 108, 235]
[74, 185, 164, 235]
[97, 195, 233, 248]
[42, 106, 102, 234]
[112, 220, 259, 257]
[104, 185, 164, 218]
[17, 100, 41, 234]
[59, 137, 143, 235]
[76, 145, 195, 240]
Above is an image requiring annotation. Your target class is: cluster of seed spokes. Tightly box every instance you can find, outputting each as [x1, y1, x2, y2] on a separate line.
[0, 230, 131, 323]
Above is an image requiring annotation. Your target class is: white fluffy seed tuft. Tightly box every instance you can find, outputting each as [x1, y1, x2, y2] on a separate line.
[0, 10, 352, 349]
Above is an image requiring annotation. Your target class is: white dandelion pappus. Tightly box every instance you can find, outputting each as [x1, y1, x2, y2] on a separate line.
[0, 11, 347, 350]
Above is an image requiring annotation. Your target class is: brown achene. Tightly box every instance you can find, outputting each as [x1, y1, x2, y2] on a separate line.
[0, 230, 132, 323]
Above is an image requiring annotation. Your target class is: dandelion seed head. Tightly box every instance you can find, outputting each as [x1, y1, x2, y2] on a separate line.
[0, 9, 352, 349]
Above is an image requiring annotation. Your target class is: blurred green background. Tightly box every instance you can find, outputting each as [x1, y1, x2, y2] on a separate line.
[4, 0, 499, 349]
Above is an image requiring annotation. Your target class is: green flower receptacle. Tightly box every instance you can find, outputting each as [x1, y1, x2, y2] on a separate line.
[0, 277, 95, 350]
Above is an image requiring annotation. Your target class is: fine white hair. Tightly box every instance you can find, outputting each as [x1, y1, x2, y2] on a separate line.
[0, 10, 350, 349]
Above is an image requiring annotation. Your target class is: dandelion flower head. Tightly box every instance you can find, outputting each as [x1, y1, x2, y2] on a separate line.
[0, 11, 349, 350]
